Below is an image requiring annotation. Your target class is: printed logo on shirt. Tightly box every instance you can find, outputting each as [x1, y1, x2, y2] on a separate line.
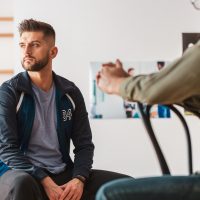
[62, 109, 72, 121]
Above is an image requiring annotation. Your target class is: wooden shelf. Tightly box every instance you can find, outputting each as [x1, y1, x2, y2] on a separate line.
[0, 33, 14, 37]
[0, 17, 14, 37]
[0, 69, 14, 74]
[0, 17, 14, 22]
[0, 17, 14, 76]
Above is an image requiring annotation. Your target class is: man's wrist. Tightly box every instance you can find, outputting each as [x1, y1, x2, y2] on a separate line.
[113, 77, 128, 95]
[74, 175, 86, 184]
[41, 176, 56, 187]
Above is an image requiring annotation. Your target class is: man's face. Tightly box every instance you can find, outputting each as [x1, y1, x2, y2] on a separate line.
[19, 31, 52, 71]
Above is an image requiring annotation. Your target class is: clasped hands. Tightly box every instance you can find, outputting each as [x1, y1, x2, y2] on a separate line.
[41, 176, 84, 200]
[96, 59, 130, 95]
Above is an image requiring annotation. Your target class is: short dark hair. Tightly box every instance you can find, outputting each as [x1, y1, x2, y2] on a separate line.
[18, 19, 55, 41]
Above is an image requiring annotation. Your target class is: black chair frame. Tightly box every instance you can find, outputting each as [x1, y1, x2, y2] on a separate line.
[137, 103, 193, 175]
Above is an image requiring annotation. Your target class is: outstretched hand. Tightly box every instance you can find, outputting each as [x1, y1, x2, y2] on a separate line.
[96, 59, 130, 95]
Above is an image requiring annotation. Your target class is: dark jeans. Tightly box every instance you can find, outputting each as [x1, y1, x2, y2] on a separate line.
[96, 175, 200, 200]
[0, 168, 129, 200]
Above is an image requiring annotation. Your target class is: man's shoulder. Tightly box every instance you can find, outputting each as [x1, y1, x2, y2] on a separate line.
[55, 74, 75, 86]
[1, 72, 25, 88]
[54, 73, 80, 93]
[0, 73, 28, 102]
[0, 72, 25, 104]
[54, 74, 84, 104]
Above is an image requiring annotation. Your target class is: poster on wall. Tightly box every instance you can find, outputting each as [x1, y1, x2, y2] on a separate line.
[182, 33, 200, 52]
[90, 61, 171, 119]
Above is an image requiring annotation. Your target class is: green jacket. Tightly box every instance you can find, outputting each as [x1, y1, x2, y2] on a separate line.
[120, 41, 200, 115]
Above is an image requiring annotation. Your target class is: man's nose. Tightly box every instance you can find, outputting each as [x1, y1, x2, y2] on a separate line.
[24, 45, 31, 55]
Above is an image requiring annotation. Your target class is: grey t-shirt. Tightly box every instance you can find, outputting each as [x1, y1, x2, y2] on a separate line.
[26, 82, 66, 174]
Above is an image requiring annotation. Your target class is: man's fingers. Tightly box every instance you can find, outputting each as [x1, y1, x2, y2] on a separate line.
[74, 195, 81, 200]
[59, 187, 81, 200]
[102, 59, 122, 70]
[116, 59, 122, 68]
[102, 62, 114, 67]
[101, 66, 112, 74]
[71, 193, 80, 200]
[96, 71, 101, 85]
[96, 71, 101, 78]
[59, 186, 70, 200]
[63, 190, 75, 200]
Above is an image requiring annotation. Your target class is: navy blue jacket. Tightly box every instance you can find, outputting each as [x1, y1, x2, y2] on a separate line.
[0, 71, 94, 180]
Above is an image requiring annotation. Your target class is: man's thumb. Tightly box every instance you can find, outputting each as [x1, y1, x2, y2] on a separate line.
[116, 59, 122, 68]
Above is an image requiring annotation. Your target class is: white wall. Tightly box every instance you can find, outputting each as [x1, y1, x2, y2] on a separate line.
[0, 0, 13, 16]
[0, 0, 14, 84]
[13, 0, 200, 177]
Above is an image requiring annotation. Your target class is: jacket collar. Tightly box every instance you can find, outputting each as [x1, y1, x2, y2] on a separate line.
[52, 72, 75, 96]
[16, 71, 75, 96]
[16, 71, 33, 95]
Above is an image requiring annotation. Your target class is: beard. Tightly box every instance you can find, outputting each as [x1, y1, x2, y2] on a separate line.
[21, 54, 49, 72]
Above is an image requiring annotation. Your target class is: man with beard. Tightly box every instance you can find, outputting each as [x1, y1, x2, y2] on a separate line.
[0, 19, 128, 200]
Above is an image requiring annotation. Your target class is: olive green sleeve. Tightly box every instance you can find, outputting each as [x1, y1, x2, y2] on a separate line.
[119, 41, 200, 105]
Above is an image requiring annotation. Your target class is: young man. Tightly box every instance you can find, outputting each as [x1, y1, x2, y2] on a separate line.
[0, 19, 128, 200]
[95, 39, 200, 199]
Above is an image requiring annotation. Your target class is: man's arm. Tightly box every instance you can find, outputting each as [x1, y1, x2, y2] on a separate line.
[97, 42, 200, 105]
[70, 87, 94, 179]
[0, 84, 48, 180]
[0, 83, 84, 200]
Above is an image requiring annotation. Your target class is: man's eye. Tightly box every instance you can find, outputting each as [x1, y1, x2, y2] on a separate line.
[33, 44, 39, 47]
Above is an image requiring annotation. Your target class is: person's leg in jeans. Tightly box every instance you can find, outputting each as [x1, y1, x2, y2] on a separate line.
[0, 170, 45, 200]
[96, 175, 200, 200]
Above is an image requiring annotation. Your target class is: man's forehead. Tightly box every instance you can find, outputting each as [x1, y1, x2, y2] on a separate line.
[20, 31, 45, 42]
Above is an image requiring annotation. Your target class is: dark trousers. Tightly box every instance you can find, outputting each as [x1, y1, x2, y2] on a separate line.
[0, 168, 129, 200]
[96, 175, 200, 200]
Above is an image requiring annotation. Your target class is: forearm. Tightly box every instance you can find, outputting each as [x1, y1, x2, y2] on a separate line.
[73, 146, 94, 179]
[0, 85, 48, 180]
[120, 43, 200, 104]
[72, 118, 94, 178]
[41, 176, 56, 187]
[72, 121, 94, 179]
[0, 117, 48, 179]
[71, 88, 94, 179]
[0, 145, 48, 180]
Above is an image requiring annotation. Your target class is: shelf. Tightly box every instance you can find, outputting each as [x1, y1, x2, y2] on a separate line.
[0, 69, 14, 74]
[0, 17, 14, 77]
[0, 33, 14, 37]
[0, 17, 14, 21]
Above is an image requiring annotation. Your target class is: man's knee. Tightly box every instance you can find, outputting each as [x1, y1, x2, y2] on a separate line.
[13, 172, 38, 191]
[0, 170, 42, 200]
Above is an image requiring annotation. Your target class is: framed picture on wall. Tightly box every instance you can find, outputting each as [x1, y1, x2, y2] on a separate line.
[90, 61, 171, 119]
[182, 33, 200, 52]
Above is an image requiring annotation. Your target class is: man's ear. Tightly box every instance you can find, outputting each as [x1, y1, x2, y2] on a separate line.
[50, 46, 58, 59]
